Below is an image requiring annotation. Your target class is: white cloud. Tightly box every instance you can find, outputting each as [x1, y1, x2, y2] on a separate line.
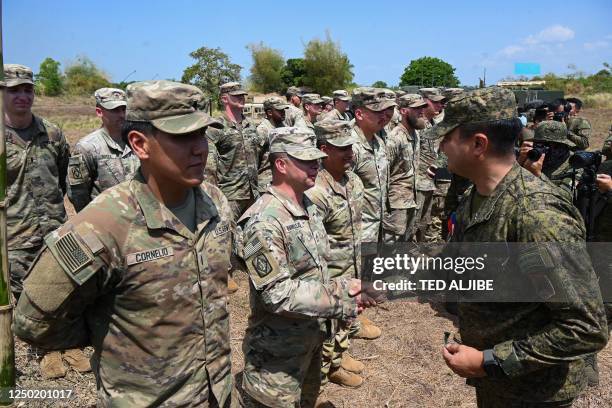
[584, 40, 609, 50]
[500, 45, 524, 57]
[525, 25, 575, 45]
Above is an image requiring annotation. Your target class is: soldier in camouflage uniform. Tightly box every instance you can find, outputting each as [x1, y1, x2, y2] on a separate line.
[383, 94, 428, 242]
[436, 87, 608, 407]
[14, 80, 234, 407]
[3, 63, 74, 378]
[350, 87, 396, 339]
[565, 97, 591, 150]
[519, 121, 575, 194]
[238, 127, 376, 408]
[320, 90, 351, 122]
[256, 96, 291, 194]
[306, 120, 366, 388]
[67, 88, 139, 212]
[301, 93, 325, 130]
[321, 96, 333, 112]
[602, 123, 612, 158]
[284, 86, 308, 128]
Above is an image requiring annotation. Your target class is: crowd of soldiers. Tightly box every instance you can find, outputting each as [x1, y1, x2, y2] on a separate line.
[3, 61, 612, 407]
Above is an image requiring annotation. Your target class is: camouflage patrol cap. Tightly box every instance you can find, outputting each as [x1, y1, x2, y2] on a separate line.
[432, 87, 518, 139]
[302, 93, 325, 105]
[4, 64, 34, 87]
[397, 94, 428, 109]
[419, 87, 446, 102]
[269, 127, 327, 160]
[314, 120, 354, 147]
[263, 96, 290, 111]
[94, 87, 127, 110]
[383, 89, 396, 100]
[395, 90, 407, 98]
[219, 81, 248, 96]
[352, 87, 397, 111]
[533, 121, 574, 147]
[442, 88, 465, 99]
[126, 80, 222, 135]
[286, 86, 302, 97]
[332, 89, 351, 101]
[322, 96, 333, 104]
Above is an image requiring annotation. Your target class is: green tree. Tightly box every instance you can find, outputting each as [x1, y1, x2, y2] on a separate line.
[182, 46, 241, 109]
[36, 57, 63, 96]
[280, 58, 306, 88]
[400, 57, 460, 87]
[371, 80, 388, 88]
[247, 42, 285, 93]
[64, 55, 111, 95]
[302, 32, 354, 95]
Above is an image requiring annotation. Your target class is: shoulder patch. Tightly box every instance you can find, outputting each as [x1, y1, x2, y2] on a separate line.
[55, 231, 94, 275]
[252, 253, 272, 277]
[68, 154, 89, 185]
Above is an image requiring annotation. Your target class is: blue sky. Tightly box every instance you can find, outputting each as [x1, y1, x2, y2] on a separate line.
[5, 0, 612, 87]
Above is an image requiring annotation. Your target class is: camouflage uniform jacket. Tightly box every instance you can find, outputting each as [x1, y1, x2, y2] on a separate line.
[67, 127, 139, 212]
[416, 124, 437, 191]
[6, 114, 69, 250]
[207, 113, 259, 201]
[351, 124, 389, 243]
[204, 132, 219, 186]
[386, 123, 418, 210]
[283, 105, 307, 128]
[255, 118, 276, 194]
[14, 172, 233, 407]
[602, 123, 612, 158]
[566, 116, 591, 150]
[320, 108, 350, 122]
[306, 169, 364, 279]
[451, 163, 608, 401]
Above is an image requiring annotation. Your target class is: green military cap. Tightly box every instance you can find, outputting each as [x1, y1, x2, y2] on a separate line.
[269, 127, 327, 160]
[219, 81, 248, 96]
[321, 96, 332, 104]
[442, 87, 465, 100]
[419, 87, 446, 102]
[383, 89, 396, 100]
[302, 93, 325, 105]
[397, 94, 427, 108]
[352, 87, 397, 111]
[94, 87, 127, 110]
[332, 89, 350, 101]
[4, 64, 34, 87]
[432, 87, 517, 139]
[286, 86, 302, 97]
[126, 80, 222, 135]
[263, 96, 290, 111]
[314, 120, 354, 147]
[533, 121, 574, 147]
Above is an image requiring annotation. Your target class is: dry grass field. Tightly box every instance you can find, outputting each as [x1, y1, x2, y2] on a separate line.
[9, 97, 611, 407]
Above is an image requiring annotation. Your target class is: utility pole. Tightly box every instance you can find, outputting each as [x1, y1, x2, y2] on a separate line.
[0, 0, 17, 405]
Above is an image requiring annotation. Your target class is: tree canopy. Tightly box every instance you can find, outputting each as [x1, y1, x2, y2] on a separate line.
[400, 57, 460, 87]
[302, 32, 354, 96]
[247, 42, 285, 93]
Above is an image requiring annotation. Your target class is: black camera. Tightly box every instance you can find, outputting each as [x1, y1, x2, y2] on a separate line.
[552, 111, 567, 122]
[527, 143, 550, 162]
[569, 151, 602, 170]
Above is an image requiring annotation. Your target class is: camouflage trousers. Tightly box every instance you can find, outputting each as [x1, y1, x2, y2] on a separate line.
[475, 387, 574, 408]
[9, 245, 42, 299]
[242, 334, 323, 408]
[415, 190, 434, 242]
[382, 207, 418, 243]
[320, 320, 360, 386]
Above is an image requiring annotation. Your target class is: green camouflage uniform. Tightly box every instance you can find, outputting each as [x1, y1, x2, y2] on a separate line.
[238, 127, 358, 408]
[306, 121, 364, 383]
[350, 88, 396, 246]
[434, 87, 609, 407]
[301, 93, 324, 131]
[320, 90, 351, 122]
[533, 121, 575, 193]
[566, 115, 591, 150]
[14, 80, 234, 408]
[383, 94, 427, 242]
[205, 133, 220, 186]
[4, 64, 70, 296]
[207, 82, 260, 221]
[602, 123, 612, 158]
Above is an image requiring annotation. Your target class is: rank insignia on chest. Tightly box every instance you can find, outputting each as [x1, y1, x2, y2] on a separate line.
[253, 254, 272, 277]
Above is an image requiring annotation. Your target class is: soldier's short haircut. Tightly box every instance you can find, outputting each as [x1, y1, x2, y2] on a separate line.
[269, 152, 288, 174]
[459, 118, 522, 157]
[121, 120, 156, 145]
[566, 97, 583, 110]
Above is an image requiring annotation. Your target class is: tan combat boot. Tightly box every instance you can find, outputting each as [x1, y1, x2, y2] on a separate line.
[228, 276, 239, 293]
[40, 351, 67, 379]
[63, 348, 91, 373]
[354, 315, 381, 340]
[341, 353, 364, 374]
[328, 367, 363, 388]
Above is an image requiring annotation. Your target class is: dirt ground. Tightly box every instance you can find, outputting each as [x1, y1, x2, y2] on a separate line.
[9, 99, 612, 407]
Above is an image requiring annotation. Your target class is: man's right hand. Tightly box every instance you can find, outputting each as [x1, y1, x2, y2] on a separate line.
[348, 279, 383, 312]
[517, 141, 544, 177]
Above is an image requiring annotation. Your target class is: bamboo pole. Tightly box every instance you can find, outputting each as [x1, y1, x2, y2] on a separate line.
[0, 0, 17, 405]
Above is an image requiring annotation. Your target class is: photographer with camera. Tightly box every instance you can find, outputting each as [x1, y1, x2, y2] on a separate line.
[566, 97, 592, 149]
[517, 121, 575, 194]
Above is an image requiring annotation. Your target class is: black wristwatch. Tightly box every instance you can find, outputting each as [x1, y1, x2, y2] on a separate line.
[482, 349, 506, 378]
